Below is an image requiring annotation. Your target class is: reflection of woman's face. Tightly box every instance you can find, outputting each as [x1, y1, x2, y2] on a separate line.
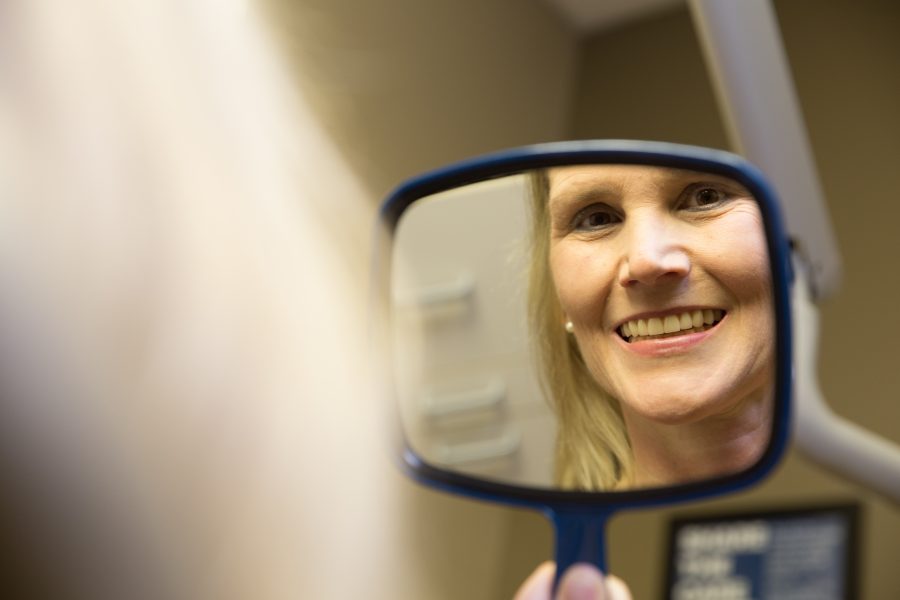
[548, 165, 774, 428]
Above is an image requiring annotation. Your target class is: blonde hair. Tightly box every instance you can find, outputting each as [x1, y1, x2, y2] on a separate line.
[527, 170, 633, 491]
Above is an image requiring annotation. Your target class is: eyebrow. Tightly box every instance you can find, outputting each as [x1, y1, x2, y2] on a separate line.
[668, 170, 747, 187]
[549, 169, 752, 208]
[548, 182, 620, 210]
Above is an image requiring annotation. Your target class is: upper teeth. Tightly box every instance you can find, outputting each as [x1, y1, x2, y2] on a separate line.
[620, 309, 724, 339]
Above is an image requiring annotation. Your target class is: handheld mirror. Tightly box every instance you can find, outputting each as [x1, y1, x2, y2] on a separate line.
[374, 141, 792, 580]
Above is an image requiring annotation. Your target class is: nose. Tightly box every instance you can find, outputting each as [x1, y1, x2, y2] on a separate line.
[617, 218, 691, 287]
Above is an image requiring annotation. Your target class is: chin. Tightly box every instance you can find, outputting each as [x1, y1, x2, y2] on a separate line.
[629, 392, 726, 426]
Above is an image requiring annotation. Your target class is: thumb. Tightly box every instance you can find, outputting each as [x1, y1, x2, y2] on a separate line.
[556, 564, 632, 600]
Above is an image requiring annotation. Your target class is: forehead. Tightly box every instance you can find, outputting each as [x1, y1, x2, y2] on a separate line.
[548, 164, 700, 198]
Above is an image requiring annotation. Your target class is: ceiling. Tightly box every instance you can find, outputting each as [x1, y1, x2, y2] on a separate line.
[544, 0, 684, 34]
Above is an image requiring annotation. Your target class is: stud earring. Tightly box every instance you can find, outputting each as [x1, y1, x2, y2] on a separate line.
[565, 321, 574, 333]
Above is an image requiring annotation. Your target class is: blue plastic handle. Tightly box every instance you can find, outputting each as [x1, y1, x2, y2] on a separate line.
[550, 507, 613, 591]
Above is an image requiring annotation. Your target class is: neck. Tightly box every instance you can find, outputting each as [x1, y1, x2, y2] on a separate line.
[622, 387, 774, 489]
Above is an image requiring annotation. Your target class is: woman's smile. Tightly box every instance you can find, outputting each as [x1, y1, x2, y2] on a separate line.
[616, 307, 725, 343]
[613, 308, 727, 358]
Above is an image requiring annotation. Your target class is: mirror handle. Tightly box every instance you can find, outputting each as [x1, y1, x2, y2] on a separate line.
[549, 508, 611, 592]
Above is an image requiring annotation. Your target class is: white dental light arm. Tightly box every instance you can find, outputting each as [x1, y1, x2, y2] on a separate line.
[792, 260, 900, 502]
[689, 0, 900, 503]
[688, 0, 841, 300]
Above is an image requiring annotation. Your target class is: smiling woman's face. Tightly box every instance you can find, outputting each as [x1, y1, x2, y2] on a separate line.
[548, 164, 774, 430]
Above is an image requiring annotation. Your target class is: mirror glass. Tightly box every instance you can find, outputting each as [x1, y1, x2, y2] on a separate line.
[390, 164, 775, 492]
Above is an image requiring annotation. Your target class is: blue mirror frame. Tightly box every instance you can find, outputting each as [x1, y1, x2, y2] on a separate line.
[373, 140, 793, 578]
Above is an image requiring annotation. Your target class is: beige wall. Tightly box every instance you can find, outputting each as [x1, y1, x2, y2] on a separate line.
[267, 0, 899, 597]
[568, 5, 728, 148]
[264, 2, 576, 598]
[266, 0, 577, 200]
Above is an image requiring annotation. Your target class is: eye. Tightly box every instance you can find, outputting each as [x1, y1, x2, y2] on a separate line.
[572, 204, 620, 231]
[679, 183, 731, 210]
[694, 187, 723, 206]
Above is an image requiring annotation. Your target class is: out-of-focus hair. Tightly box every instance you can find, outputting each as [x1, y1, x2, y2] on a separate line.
[527, 170, 633, 491]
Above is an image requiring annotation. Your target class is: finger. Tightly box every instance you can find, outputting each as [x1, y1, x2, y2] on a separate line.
[605, 574, 633, 600]
[513, 561, 556, 600]
[556, 563, 607, 600]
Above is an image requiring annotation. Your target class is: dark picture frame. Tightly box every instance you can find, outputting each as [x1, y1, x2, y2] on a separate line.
[665, 503, 861, 600]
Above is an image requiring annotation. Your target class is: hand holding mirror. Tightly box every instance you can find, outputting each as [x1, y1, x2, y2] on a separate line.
[373, 140, 792, 584]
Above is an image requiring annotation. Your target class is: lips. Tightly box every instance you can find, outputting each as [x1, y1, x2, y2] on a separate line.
[617, 309, 725, 343]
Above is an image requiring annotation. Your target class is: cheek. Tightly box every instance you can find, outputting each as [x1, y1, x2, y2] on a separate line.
[549, 243, 615, 321]
[713, 247, 770, 299]
[704, 212, 772, 299]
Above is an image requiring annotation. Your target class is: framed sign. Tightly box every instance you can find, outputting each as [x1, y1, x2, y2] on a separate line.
[665, 504, 860, 600]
